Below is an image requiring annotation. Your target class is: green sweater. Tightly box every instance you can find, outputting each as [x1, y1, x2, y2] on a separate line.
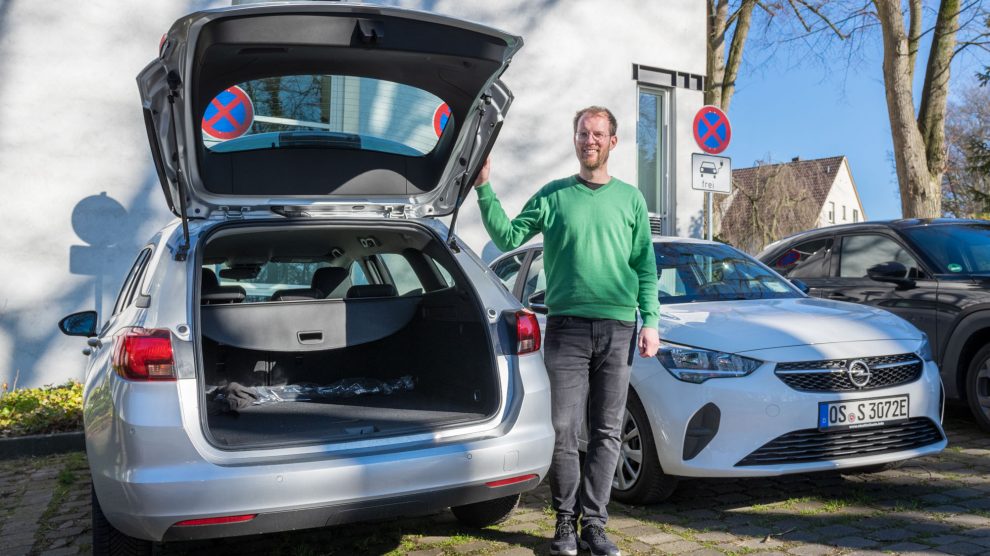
[476, 176, 659, 328]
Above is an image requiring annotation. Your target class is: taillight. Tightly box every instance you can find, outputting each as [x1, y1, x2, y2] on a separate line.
[112, 328, 176, 381]
[174, 514, 257, 527]
[486, 474, 538, 487]
[516, 310, 541, 354]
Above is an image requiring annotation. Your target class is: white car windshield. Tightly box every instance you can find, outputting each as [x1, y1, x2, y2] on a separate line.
[655, 242, 801, 303]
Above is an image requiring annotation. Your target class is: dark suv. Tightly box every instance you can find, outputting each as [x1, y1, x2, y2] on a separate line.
[759, 219, 990, 432]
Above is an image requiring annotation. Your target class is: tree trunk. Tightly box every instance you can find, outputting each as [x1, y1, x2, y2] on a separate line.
[874, 0, 942, 218]
[706, 0, 729, 107]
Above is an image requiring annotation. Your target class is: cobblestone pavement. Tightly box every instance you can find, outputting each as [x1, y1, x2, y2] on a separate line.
[2, 409, 990, 555]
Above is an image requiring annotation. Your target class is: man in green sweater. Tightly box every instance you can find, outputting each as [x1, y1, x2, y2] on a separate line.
[474, 106, 660, 556]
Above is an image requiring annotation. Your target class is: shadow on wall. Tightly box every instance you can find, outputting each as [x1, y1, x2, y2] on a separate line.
[70, 192, 133, 325]
[688, 210, 705, 240]
[0, 0, 13, 103]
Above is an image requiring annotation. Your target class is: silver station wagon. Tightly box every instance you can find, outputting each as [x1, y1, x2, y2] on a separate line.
[58, 3, 552, 553]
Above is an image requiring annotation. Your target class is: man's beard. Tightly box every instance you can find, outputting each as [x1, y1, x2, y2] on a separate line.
[577, 144, 610, 171]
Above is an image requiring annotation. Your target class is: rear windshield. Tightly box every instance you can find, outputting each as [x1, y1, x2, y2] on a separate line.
[902, 223, 990, 274]
[201, 74, 451, 156]
[656, 242, 801, 303]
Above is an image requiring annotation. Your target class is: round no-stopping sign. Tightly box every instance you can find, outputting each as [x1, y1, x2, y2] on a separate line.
[693, 105, 731, 154]
[202, 86, 254, 141]
[433, 103, 451, 137]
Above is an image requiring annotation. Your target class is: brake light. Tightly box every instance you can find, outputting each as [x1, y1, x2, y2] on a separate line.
[112, 328, 176, 381]
[174, 514, 256, 527]
[516, 310, 541, 354]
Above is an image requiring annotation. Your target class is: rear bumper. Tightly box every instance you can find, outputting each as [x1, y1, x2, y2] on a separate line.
[161, 474, 540, 541]
[87, 357, 553, 542]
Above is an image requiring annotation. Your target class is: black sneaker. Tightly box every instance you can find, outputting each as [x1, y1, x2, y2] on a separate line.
[579, 524, 621, 556]
[549, 518, 578, 556]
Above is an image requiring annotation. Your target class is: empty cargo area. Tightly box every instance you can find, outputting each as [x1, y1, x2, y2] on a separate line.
[197, 222, 499, 448]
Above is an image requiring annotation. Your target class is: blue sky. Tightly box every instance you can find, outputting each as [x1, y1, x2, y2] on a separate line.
[723, 14, 986, 221]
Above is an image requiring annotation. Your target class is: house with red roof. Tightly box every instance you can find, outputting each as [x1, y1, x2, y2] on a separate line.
[716, 155, 867, 253]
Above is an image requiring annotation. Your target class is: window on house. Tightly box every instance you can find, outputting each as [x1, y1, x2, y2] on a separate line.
[637, 87, 669, 233]
[843, 205, 847, 221]
[853, 209, 860, 222]
[828, 202, 835, 224]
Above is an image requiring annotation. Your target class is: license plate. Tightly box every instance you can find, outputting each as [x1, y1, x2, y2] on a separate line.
[818, 395, 909, 431]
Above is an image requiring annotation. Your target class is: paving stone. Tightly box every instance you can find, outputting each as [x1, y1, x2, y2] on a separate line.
[683, 550, 723, 556]
[638, 531, 682, 545]
[511, 511, 546, 523]
[498, 522, 540, 533]
[451, 541, 490, 554]
[828, 536, 880, 549]
[922, 493, 956, 505]
[416, 536, 449, 545]
[623, 540, 653, 554]
[813, 524, 860, 538]
[939, 542, 988, 555]
[405, 549, 444, 556]
[607, 516, 644, 530]
[655, 540, 703, 554]
[928, 534, 972, 546]
[693, 531, 735, 543]
[786, 544, 835, 555]
[867, 527, 914, 541]
[944, 513, 990, 528]
[882, 541, 935, 552]
[620, 524, 661, 537]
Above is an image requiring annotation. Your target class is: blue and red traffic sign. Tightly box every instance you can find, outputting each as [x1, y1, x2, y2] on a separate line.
[202, 86, 254, 141]
[433, 103, 451, 137]
[693, 105, 731, 154]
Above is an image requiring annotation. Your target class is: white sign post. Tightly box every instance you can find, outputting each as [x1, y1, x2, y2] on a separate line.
[691, 153, 731, 240]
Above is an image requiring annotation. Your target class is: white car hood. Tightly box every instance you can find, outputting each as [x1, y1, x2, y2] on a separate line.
[658, 297, 921, 354]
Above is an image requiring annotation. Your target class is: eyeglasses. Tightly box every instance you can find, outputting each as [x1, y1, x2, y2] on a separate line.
[575, 131, 611, 142]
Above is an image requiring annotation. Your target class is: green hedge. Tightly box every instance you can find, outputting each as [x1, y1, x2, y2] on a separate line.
[0, 381, 83, 438]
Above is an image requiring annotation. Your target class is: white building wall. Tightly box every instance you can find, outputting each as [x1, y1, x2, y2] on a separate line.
[0, 0, 704, 386]
[817, 158, 867, 227]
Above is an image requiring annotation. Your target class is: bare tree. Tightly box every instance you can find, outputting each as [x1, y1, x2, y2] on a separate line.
[708, 2, 988, 219]
[716, 161, 819, 254]
[943, 83, 990, 217]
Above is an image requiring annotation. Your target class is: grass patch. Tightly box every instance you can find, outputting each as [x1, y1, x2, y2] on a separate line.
[0, 381, 83, 437]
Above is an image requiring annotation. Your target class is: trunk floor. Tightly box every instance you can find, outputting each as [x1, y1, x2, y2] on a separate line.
[207, 391, 487, 447]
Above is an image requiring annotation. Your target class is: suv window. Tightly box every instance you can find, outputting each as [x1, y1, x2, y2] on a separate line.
[492, 253, 526, 293]
[112, 248, 153, 316]
[902, 223, 990, 274]
[839, 234, 922, 278]
[771, 237, 832, 278]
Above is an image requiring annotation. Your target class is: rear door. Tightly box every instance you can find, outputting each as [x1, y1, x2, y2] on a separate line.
[826, 232, 940, 337]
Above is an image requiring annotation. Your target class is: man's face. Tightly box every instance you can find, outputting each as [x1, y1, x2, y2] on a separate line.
[573, 113, 617, 172]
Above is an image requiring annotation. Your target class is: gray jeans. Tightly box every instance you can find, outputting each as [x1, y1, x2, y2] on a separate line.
[544, 315, 636, 527]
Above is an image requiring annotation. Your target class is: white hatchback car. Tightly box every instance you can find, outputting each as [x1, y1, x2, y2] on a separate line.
[492, 237, 947, 503]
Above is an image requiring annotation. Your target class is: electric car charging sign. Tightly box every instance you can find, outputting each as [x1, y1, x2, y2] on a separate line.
[202, 86, 254, 141]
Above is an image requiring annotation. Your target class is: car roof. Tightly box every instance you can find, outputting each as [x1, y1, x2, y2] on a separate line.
[769, 218, 990, 248]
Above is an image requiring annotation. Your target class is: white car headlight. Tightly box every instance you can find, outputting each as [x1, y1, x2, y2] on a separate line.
[917, 333, 933, 362]
[657, 341, 762, 384]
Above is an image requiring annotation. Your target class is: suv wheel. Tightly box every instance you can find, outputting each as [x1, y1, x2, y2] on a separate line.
[610, 391, 679, 505]
[967, 344, 990, 432]
[451, 493, 520, 527]
[92, 486, 153, 556]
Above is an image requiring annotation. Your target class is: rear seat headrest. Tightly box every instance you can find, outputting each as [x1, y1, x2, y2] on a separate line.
[201, 267, 246, 304]
[312, 267, 348, 294]
[345, 284, 398, 299]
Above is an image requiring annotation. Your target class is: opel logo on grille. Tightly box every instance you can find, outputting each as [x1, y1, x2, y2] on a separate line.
[847, 359, 872, 388]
